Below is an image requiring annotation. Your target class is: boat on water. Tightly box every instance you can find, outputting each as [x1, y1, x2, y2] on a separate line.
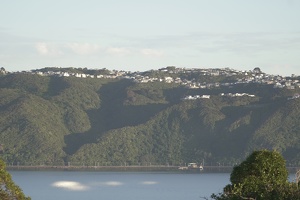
[178, 163, 203, 171]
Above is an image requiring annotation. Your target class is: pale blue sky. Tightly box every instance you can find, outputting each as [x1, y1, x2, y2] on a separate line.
[0, 0, 299, 76]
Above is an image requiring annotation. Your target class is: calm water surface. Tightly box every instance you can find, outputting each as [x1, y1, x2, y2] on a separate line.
[10, 171, 230, 200]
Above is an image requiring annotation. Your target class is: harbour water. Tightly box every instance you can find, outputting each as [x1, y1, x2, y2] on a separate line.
[10, 171, 230, 200]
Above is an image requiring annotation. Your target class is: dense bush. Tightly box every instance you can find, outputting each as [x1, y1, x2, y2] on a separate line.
[0, 158, 31, 200]
[212, 150, 300, 200]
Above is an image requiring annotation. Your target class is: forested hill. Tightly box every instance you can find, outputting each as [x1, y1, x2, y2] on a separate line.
[0, 67, 300, 166]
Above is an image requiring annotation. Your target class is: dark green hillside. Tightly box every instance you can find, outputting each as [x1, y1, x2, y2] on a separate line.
[0, 74, 112, 164]
[70, 94, 300, 166]
[0, 73, 50, 96]
[249, 98, 300, 161]
[1, 70, 300, 166]
[0, 91, 68, 164]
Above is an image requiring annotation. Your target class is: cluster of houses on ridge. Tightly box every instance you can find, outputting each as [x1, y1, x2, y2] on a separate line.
[181, 93, 256, 100]
[2, 67, 300, 90]
[182, 95, 211, 100]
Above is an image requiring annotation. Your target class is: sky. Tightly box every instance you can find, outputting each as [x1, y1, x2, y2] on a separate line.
[0, 0, 299, 76]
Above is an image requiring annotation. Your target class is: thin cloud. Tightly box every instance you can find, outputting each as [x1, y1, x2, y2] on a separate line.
[35, 42, 63, 56]
[216, 32, 300, 52]
[106, 47, 131, 55]
[134, 32, 300, 56]
[141, 48, 164, 57]
[67, 43, 100, 55]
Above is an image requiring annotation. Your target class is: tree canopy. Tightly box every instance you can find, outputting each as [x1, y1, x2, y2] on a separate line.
[212, 150, 300, 200]
[0, 158, 31, 200]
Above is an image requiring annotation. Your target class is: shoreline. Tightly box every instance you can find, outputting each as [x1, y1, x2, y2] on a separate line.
[6, 165, 230, 172]
[7, 165, 299, 173]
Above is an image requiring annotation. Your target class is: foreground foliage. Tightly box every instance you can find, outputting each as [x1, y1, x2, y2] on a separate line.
[212, 150, 300, 200]
[0, 159, 30, 200]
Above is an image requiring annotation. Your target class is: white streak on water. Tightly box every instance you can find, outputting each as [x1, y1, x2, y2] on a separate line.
[51, 181, 90, 191]
[141, 181, 158, 185]
[104, 181, 123, 186]
[90, 181, 124, 187]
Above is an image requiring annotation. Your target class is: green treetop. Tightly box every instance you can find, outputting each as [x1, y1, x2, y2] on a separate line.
[0, 158, 31, 200]
[212, 150, 300, 200]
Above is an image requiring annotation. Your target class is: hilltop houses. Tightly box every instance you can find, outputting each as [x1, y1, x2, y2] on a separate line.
[4, 67, 299, 91]
[220, 93, 255, 98]
[182, 95, 211, 100]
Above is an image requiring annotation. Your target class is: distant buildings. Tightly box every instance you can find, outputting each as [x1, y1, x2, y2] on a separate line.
[181, 93, 256, 101]
[3, 67, 300, 91]
[181, 95, 211, 100]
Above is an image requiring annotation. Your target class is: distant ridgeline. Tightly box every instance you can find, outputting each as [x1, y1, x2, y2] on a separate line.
[0, 66, 300, 167]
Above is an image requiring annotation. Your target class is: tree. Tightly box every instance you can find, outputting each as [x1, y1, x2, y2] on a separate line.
[0, 67, 6, 74]
[212, 150, 300, 200]
[0, 158, 31, 200]
[253, 67, 261, 74]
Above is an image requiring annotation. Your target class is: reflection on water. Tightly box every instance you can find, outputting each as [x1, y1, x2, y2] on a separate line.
[141, 181, 158, 185]
[52, 179, 158, 191]
[52, 180, 126, 191]
[90, 181, 124, 187]
[52, 181, 90, 191]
